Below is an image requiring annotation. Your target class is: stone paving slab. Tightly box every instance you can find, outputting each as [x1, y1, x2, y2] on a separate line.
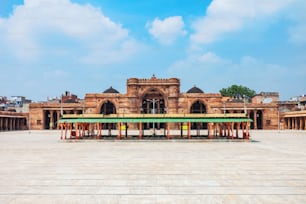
[0, 130, 306, 203]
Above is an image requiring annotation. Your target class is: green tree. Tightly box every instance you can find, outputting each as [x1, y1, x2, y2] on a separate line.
[219, 85, 256, 100]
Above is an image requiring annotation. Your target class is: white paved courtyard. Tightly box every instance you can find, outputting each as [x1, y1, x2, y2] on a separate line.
[0, 130, 306, 203]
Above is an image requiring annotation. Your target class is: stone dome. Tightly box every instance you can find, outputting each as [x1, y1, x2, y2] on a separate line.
[187, 86, 204, 94]
[103, 86, 119, 94]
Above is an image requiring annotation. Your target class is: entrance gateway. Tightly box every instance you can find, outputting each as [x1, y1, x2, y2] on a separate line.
[58, 113, 252, 140]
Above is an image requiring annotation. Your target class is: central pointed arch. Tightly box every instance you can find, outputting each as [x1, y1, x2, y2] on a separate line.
[100, 101, 116, 115]
[141, 88, 166, 130]
[100, 100, 116, 130]
[190, 100, 207, 130]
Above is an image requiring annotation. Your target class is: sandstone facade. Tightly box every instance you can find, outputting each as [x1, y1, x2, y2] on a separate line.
[29, 76, 279, 130]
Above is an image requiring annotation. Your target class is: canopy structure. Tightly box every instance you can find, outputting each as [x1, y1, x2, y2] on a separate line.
[58, 113, 252, 140]
[59, 113, 252, 123]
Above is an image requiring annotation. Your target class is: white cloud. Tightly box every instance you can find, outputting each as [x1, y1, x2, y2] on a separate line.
[167, 51, 230, 92]
[191, 0, 293, 44]
[147, 16, 186, 45]
[0, 0, 137, 63]
[81, 39, 140, 65]
[167, 51, 305, 99]
[198, 52, 225, 64]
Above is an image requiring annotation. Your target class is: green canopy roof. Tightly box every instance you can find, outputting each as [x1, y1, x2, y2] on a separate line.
[58, 113, 252, 124]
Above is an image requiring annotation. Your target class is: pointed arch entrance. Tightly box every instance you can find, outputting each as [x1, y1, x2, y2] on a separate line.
[100, 101, 116, 130]
[141, 89, 166, 130]
[43, 110, 60, 129]
[256, 110, 263, 129]
[249, 111, 255, 129]
[249, 110, 263, 129]
[100, 101, 116, 115]
[190, 100, 207, 130]
[44, 110, 51, 129]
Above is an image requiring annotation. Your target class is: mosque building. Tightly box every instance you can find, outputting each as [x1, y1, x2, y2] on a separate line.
[29, 75, 280, 135]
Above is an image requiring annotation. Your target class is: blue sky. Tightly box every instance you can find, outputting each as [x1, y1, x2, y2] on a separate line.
[0, 0, 305, 101]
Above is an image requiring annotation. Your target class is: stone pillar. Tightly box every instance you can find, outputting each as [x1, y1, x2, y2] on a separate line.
[13, 119, 16, 130]
[20, 118, 22, 130]
[139, 122, 143, 139]
[60, 123, 63, 140]
[146, 102, 150, 128]
[98, 123, 102, 139]
[17, 118, 20, 130]
[49, 110, 54, 130]
[187, 122, 191, 139]
[208, 123, 213, 139]
[253, 110, 257, 130]
[16, 119, 19, 130]
[6, 118, 9, 130]
[17, 119, 19, 130]
[16, 118, 19, 130]
[236, 123, 240, 138]
[7, 118, 9, 130]
[226, 123, 231, 139]
[287, 118, 289, 129]
[231, 122, 234, 140]
[9, 118, 13, 130]
[106, 124, 110, 136]
[3, 118, 6, 130]
[75, 123, 79, 140]
[8, 118, 10, 130]
[245, 122, 250, 140]
[157, 101, 160, 129]
[118, 123, 121, 140]
[125, 123, 128, 138]
[13, 118, 15, 130]
[214, 123, 218, 137]
[167, 123, 170, 139]
[11, 118, 13, 130]
[56, 111, 61, 129]
[295, 117, 298, 130]
[1, 118, 3, 131]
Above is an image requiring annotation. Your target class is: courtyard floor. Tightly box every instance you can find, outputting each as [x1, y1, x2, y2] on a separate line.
[0, 130, 306, 203]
